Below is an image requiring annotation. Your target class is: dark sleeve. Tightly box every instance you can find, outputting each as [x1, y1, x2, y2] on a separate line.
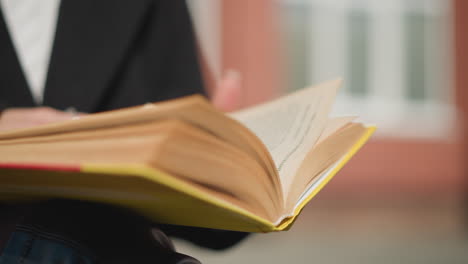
[0, 103, 7, 114]
[96, 0, 207, 111]
[157, 0, 207, 99]
[159, 224, 250, 251]
[142, 0, 207, 100]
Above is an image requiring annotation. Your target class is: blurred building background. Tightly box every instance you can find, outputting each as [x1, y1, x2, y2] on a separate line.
[182, 0, 468, 263]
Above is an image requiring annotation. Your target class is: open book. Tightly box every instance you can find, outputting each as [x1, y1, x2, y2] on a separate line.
[0, 79, 375, 232]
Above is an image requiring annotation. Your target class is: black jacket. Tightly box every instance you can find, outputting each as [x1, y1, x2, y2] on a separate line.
[0, 0, 205, 111]
[0, 0, 247, 257]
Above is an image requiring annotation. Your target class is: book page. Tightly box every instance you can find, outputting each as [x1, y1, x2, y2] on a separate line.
[316, 116, 357, 144]
[284, 122, 368, 210]
[230, 79, 341, 199]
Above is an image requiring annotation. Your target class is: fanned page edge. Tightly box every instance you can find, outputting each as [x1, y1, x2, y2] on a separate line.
[272, 125, 376, 230]
[229, 79, 342, 199]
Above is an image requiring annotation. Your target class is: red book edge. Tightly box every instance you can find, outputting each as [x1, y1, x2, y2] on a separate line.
[0, 163, 80, 172]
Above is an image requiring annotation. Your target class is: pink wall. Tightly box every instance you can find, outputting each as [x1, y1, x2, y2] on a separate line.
[221, 0, 283, 107]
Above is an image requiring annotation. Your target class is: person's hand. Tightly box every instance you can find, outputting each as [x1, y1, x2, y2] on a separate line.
[211, 70, 242, 112]
[0, 107, 79, 132]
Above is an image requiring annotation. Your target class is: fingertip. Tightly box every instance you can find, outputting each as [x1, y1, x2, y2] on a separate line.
[213, 69, 243, 112]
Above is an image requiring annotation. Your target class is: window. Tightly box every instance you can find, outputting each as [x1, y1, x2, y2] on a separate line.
[281, 0, 455, 139]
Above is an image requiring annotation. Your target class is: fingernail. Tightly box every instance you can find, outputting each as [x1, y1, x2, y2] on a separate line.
[225, 69, 241, 82]
[65, 107, 77, 115]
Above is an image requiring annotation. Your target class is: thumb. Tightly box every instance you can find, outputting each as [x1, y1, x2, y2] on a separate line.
[212, 70, 242, 112]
